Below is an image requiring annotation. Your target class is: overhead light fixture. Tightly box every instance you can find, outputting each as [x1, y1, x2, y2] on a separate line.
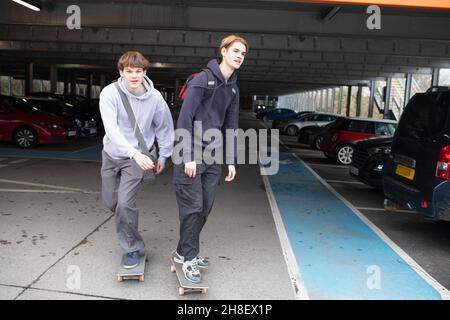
[12, 0, 41, 12]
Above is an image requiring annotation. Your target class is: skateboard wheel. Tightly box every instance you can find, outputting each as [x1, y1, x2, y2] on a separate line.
[117, 275, 123, 282]
[139, 275, 144, 282]
[178, 287, 185, 296]
[170, 265, 176, 273]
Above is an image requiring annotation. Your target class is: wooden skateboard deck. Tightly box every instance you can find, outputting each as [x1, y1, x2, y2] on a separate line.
[170, 256, 208, 295]
[117, 252, 147, 282]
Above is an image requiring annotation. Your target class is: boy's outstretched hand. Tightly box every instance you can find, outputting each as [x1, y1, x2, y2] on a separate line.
[225, 165, 236, 182]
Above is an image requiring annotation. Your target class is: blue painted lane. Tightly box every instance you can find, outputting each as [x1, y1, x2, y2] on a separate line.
[0, 145, 102, 162]
[267, 152, 442, 300]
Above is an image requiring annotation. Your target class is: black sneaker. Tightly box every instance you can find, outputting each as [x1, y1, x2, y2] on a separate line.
[122, 251, 139, 269]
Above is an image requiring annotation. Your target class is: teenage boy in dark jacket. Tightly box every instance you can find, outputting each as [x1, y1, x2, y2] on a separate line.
[173, 35, 249, 283]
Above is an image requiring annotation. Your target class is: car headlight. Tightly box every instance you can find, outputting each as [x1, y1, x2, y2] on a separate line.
[40, 122, 62, 129]
[368, 146, 391, 155]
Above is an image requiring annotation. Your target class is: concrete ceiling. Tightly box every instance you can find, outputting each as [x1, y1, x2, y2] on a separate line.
[0, 0, 449, 96]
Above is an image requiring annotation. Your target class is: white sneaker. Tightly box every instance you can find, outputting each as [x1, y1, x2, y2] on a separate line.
[182, 259, 201, 283]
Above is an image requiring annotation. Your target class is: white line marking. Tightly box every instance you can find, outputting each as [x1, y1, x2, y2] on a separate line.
[0, 158, 7, 161]
[8, 159, 29, 164]
[306, 163, 348, 168]
[259, 125, 309, 300]
[326, 179, 365, 185]
[0, 178, 99, 194]
[292, 153, 450, 300]
[0, 189, 99, 194]
[71, 144, 102, 154]
[0, 155, 101, 163]
[260, 170, 309, 300]
[0, 164, 7, 169]
[355, 207, 416, 214]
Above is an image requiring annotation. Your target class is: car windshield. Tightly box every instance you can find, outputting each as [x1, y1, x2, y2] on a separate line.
[13, 98, 40, 113]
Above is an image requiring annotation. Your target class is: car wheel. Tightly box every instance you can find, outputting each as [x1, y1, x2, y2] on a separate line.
[336, 144, 354, 165]
[13, 126, 38, 148]
[286, 126, 298, 136]
[313, 136, 323, 150]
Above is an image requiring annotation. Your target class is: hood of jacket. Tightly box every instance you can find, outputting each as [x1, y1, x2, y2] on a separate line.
[206, 59, 238, 87]
[117, 75, 155, 100]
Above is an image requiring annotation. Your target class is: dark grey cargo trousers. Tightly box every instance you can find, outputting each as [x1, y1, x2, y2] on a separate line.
[100, 150, 145, 253]
[173, 162, 222, 261]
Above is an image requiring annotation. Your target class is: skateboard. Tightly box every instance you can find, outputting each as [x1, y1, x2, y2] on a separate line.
[117, 252, 147, 282]
[170, 256, 208, 295]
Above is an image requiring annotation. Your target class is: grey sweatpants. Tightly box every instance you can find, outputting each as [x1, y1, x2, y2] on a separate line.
[174, 162, 222, 261]
[101, 150, 145, 253]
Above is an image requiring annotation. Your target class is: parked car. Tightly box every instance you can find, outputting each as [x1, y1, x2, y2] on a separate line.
[383, 86, 450, 221]
[256, 108, 297, 121]
[19, 96, 98, 137]
[272, 110, 313, 130]
[0, 95, 77, 148]
[75, 98, 103, 133]
[349, 136, 393, 189]
[29, 92, 89, 107]
[297, 121, 336, 149]
[282, 112, 338, 136]
[320, 117, 397, 165]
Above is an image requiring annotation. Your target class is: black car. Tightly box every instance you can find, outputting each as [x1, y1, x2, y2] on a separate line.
[383, 86, 450, 221]
[19, 96, 98, 137]
[349, 136, 393, 189]
[297, 121, 336, 149]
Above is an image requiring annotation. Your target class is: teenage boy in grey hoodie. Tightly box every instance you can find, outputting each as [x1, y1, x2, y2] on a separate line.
[99, 51, 174, 269]
[173, 35, 249, 283]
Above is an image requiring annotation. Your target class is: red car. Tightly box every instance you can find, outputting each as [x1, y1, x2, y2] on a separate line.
[0, 95, 78, 148]
[320, 117, 397, 165]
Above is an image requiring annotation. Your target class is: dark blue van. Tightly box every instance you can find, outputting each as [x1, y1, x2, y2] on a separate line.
[382, 86, 450, 221]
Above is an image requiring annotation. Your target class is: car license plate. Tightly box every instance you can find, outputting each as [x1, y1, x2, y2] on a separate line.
[349, 166, 359, 176]
[395, 164, 415, 180]
[89, 128, 97, 134]
[68, 130, 76, 137]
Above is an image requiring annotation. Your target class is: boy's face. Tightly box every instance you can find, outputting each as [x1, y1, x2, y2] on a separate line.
[221, 41, 247, 70]
[119, 66, 146, 90]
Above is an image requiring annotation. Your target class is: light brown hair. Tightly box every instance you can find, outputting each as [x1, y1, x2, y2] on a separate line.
[219, 35, 249, 54]
[117, 51, 150, 71]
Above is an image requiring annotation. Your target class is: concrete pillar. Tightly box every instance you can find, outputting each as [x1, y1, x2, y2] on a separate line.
[338, 87, 343, 114]
[64, 72, 69, 94]
[331, 88, 336, 113]
[368, 81, 375, 118]
[404, 74, 412, 106]
[346, 86, 352, 117]
[356, 85, 362, 117]
[100, 74, 106, 90]
[25, 59, 34, 95]
[431, 68, 440, 87]
[70, 71, 77, 95]
[87, 73, 93, 100]
[384, 78, 392, 119]
[319, 90, 324, 112]
[50, 66, 57, 93]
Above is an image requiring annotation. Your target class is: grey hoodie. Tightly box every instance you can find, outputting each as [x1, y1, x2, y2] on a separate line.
[99, 75, 174, 164]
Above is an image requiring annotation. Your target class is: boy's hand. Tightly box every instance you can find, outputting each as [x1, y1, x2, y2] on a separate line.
[133, 152, 155, 171]
[156, 162, 165, 175]
[185, 161, 197, 178]
[225, 165, 236, 182]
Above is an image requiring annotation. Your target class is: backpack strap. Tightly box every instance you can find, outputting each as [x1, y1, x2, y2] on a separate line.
[203, 67, 215, 100]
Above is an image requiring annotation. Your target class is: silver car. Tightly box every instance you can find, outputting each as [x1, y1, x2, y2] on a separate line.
[282, 113, 338, 136]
